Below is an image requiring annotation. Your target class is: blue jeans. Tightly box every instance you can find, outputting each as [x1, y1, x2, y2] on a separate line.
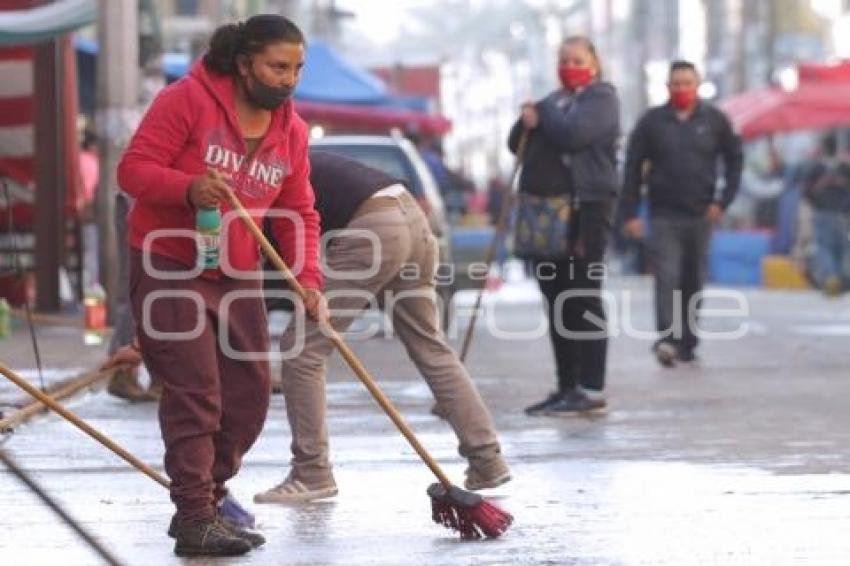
[809, 210, 850, 289]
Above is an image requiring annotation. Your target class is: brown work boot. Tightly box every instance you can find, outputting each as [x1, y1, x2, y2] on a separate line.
[171, 517, 251, 557]
[107, 367, 151, 402]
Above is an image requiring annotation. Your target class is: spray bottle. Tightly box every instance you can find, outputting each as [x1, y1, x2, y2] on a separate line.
[196, 207, 221, 270]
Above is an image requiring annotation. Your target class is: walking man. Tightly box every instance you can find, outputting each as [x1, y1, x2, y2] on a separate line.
[802, 132, 850, 296]
[621, 60, 743, 367]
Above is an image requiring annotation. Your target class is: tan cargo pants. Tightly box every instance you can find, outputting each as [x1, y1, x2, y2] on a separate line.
[279, 191, 504, 486]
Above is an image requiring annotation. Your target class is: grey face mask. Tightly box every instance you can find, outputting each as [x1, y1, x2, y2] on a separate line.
[244, 70, 292, 111]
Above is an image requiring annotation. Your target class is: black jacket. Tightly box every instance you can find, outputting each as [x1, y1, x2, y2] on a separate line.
[621, 101, 743, 219]
[803, 159, 850, 212]
[508, 81, 620, 202]
[309, 151, 404, 233]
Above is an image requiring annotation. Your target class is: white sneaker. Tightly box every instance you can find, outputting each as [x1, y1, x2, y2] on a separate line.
[254, 476, 338, 504]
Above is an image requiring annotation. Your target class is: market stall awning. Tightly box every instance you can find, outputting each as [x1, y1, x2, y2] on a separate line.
[719, 82, 850, 140]
[0, 0, 96, 46]
[295, 41, 391, 105]
[797, 61, 850, 84]
[140, 40, 451, 135]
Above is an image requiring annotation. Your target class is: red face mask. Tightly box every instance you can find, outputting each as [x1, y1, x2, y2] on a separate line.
[670, 88, 698, 110]
[558, 65, 594, 91]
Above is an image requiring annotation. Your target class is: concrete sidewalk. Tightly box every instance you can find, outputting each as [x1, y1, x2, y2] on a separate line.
[0, 313, 109, 413]
[1, 277, 849, 565]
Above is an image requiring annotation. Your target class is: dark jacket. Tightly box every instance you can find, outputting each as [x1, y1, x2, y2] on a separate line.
[508, 81, 621, 202]
[309, 151, 405, 233]
[621, 101, 743, 220]
[803, 158, 850, 212]
[507, 107, 574, 198]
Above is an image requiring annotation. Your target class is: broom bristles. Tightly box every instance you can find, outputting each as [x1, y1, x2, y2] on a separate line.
[428, 483, 513, 540]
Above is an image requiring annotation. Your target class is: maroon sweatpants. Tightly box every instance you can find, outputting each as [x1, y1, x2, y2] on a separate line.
[129, 249, 271, 523]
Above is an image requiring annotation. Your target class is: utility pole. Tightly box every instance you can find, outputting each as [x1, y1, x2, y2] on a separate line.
[32, 0, 64, 312]
[96, 0, 139, 323]
[632, 0, 650, 113]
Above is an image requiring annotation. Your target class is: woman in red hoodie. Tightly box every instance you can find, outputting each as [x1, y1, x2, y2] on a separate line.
[118, 15, 324, 557]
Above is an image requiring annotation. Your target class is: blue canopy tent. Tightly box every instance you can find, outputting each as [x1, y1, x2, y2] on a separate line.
[156, 41, 421, 109]
[76, 39, 448, 134]
[295, 41, 391, 105]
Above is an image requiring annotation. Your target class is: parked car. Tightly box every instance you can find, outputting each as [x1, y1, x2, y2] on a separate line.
[264, 134, 462, 327]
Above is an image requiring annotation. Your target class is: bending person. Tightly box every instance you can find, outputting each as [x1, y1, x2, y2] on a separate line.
[254, 152, 511, 504]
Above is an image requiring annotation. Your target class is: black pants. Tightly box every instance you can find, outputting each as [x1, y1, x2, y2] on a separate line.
[648, 215, 712, 353]
[534, 200, 612, 393]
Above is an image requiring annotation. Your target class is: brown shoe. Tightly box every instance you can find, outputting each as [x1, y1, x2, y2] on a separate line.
[107, 368, 151, 402]
[171, 517, 251, 557]
[464, 456, 512, 491]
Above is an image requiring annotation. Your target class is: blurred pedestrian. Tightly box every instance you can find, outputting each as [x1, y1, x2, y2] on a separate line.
[104, 190, 161, 402]
[621, 60, 743, 367]
[78, 129, 98, 215]
[486, 175, 508, 226]
[801, 132, 850, 296]
[117, 15, 325, 557]
[78, 130, 99, 291]
[509, 36, 620, 417]
[254, 152, 510, 504]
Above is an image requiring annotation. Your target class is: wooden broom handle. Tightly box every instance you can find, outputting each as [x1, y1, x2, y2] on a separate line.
[459, 129, 528, 362]
[0, 360, 170, 489]
[226, 191, 454, 488]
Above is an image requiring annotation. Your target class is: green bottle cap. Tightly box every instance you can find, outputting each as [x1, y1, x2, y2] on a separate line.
[196, 207, 221, 231]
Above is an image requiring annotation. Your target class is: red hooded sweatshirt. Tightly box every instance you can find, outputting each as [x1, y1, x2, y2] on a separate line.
[118, 61, 322, 290]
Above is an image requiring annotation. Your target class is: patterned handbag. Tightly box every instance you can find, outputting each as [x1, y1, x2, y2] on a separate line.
[512, 192, 572, 260]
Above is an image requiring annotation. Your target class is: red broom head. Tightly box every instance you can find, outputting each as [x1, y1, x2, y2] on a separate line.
[427, 483, 513, 540]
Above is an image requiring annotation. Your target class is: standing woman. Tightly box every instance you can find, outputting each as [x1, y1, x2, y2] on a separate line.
[508, 36, 620, 417]
[118, 15, 324, 557]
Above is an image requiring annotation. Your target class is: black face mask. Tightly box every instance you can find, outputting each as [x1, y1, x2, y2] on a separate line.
[244, 70, 292, 111]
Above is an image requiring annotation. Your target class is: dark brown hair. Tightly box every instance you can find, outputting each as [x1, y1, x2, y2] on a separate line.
[203, 14, 305, 76]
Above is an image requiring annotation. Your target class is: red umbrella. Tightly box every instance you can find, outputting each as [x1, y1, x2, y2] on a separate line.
[720, 81, 850, 140]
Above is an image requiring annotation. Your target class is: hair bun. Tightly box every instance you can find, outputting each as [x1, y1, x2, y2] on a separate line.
[203, 23, 241, 75]
[203, 15, 305, 77]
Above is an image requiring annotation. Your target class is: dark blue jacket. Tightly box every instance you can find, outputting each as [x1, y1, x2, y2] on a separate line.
[509, 81, 620, 203]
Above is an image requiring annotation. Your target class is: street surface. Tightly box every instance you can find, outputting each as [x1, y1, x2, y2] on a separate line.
[1, 274, 849, 565]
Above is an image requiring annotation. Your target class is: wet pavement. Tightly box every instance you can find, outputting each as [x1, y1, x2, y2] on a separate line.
[1, 274, 849, 565]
